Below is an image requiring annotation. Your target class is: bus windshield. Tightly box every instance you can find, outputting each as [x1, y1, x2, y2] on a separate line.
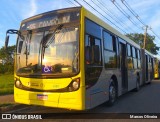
[16, 26, 79, 78]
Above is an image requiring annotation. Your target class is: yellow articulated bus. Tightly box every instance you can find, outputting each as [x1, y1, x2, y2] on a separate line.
[5, 7, 154, 110]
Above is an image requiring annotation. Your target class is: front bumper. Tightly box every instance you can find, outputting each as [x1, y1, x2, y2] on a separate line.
[14, 86, 85, 110]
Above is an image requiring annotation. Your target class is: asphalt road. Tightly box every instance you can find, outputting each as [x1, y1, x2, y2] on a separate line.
[3, 80, 160, 119]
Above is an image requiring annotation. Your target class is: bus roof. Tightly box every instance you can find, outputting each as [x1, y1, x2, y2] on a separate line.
[22, 7, 81, 23]
[82, 7, 141, 49]
[21, 6, 151, 53]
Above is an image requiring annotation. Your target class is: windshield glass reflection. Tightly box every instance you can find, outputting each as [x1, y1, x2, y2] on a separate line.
[16, 26, 79, 78]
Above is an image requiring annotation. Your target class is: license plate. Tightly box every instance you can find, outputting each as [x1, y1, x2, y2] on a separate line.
[37, 94, 48, 100]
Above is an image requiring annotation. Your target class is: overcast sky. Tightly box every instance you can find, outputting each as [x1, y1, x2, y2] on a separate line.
[0, 0, 160, 56]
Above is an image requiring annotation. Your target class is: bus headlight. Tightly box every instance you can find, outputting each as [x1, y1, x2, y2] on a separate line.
[15, 80, 22, 88]
[72, 81, 79, 90]
[68, 78, 80, 92]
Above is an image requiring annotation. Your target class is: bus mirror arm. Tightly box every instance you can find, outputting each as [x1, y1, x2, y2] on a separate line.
[5, 35, 9, 49]
[5, 29, 24, 49]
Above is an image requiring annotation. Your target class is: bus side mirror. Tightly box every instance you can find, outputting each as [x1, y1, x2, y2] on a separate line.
[5, 29, 20, 49]
[5, 35, 9, 49]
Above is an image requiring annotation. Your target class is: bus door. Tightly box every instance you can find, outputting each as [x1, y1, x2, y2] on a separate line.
[119, 42, 128, 92]
[146, 55, 148, 81]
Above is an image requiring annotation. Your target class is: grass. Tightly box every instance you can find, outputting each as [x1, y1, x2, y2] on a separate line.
[0, 74, 14, 95]
[0, 103, 13, 107]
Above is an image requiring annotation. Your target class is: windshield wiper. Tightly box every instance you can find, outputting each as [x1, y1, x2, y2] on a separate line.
[38, 24, 63, 67]
[43, 24, 63, 48]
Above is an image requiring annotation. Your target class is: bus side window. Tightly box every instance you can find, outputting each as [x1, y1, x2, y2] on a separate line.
[127, 44, 133, 69]
[18, 41, 24, 53]
[103, 31, 117, 68]
[85, 46, 92, 64]
[17, 35, 26, 54]
[132, 47, 137, 69]
[85, 35, 101, 65]
[137, 49, 141, 69]
[127, 44, 131, 56]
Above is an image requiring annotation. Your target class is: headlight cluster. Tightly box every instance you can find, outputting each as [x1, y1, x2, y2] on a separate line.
[14, 77, 80, 92]
[68, 78, 80, 92]
[15, 78, 22, 88]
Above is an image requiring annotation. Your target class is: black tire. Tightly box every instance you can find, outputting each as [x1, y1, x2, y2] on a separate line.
[135, 77, 140, 91]
[108, 81, 117, 106]
[147, 73, 152, 85]
[146, 81, 151, 85]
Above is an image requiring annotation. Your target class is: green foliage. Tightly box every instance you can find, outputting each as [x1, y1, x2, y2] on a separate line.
[126, 33, 159, 55]
[0, 45, 15, 64]
[0, 74, 14, 95]
[0, 45, 15, 74]
[0, 64, 5, 74]
[0, 64, 14, 74]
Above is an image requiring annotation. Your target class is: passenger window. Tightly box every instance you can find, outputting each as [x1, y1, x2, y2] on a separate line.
[85, 19, 101, 38]
[135, 48, 138, 58]
[85, 35, 102, 65]
[137, 50, 140, 59]
[103, 31, 117, 69]
[127, 44, 131, 56]
[104, 31, 116, 51]
[132, 47, 136, 58]
[127, 45, 133, 69]
[104, 51, 117, 68]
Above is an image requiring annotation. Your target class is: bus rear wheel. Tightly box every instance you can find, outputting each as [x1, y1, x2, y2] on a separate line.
[108, 82, 117, 106]
[135, 77, 140, 91]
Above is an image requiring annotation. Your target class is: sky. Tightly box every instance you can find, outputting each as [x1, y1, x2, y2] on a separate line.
[0, 0, 160, 56]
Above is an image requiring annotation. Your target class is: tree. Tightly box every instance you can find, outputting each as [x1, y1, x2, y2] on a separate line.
[0, 45, 15, 74]
[0, 45, 15, 64]
[126, 33, 159, 55]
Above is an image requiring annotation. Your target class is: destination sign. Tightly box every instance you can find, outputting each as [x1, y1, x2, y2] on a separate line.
[20, 10, 80, 30]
